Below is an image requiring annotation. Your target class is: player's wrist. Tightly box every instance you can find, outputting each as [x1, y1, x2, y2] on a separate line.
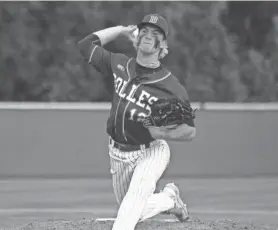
[120, 25, 138, 37]
[93, 26, 124, 45]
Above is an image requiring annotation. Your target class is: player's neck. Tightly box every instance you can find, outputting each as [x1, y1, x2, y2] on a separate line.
[136, 52, 160, 69]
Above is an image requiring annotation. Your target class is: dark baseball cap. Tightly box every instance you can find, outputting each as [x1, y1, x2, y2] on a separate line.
[137, 14, 169, 37]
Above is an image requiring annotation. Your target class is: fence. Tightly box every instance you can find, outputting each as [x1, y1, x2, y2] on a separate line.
[0, 102, 277, 178]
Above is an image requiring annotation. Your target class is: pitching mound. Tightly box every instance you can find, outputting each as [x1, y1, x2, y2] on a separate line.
[5, 217, 278, 230]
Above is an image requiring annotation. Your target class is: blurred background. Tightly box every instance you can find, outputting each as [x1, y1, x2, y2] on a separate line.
[1, 2, 278, 228]
[1, 1, 278, 102]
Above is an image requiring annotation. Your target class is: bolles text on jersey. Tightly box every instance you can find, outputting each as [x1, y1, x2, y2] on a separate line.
[113, 73, 158, 115]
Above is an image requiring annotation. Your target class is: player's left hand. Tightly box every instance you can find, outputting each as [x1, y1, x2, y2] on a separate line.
[142, 98, 196, 128]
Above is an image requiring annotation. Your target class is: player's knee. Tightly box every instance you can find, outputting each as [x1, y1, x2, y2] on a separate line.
[129, 178, 156, 198]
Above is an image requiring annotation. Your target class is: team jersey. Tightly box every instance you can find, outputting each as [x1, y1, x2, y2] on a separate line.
[78, 34, 194, 145]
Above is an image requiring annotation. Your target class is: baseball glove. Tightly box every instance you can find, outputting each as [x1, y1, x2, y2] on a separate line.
[142, 98, 196, 127]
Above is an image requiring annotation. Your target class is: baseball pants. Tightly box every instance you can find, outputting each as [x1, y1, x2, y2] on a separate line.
[108, 138, 175, 230]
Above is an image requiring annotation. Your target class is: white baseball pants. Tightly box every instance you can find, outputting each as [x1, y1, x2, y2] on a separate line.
[108, 138, 175, 230]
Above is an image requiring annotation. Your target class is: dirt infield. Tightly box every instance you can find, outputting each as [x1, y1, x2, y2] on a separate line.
[1, 178, 278, 230]
[4, 217, 278, 230]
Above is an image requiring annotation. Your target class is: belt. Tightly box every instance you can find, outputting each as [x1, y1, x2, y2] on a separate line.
[109, 137, 150, 152]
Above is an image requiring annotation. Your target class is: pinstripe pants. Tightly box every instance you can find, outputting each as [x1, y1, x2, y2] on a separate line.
[109, 139, 173, 230]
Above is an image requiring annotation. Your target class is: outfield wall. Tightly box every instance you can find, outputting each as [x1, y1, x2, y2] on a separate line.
[0, 102, 277, 178]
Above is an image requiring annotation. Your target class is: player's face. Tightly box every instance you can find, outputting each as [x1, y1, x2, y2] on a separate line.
[138, 25, 164, 54]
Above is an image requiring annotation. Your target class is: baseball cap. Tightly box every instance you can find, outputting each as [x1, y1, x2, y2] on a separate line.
[137, 14, 169, 37]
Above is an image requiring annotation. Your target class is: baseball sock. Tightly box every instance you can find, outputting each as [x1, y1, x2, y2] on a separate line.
[140, 191, 175, 221]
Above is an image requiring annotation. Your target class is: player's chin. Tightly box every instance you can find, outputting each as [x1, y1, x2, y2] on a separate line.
[138, 44, 154, 53]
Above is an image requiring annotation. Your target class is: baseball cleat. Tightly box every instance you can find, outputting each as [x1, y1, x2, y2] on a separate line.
[163, 183, 190, 222]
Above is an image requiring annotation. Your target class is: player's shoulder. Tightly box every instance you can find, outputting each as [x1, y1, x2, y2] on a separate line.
[162, 67, 189, 101]
[111, 52, 130, 65]
[162, 68, 186, 89]
[161, 66, 178, 81]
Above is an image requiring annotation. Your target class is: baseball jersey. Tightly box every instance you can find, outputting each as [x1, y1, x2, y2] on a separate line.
[78, 34, 194, 145]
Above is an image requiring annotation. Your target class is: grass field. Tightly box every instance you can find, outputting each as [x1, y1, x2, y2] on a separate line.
[1, 177, 278, 229]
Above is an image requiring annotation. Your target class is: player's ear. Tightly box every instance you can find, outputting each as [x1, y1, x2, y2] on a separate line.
[159, 40, 169, 59]
[159, 40, 168, 49]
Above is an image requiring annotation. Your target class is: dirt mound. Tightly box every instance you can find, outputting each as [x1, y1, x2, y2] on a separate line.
[5, 217, 278, 230]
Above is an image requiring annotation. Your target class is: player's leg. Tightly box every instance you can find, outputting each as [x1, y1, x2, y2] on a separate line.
[110, 141, 189, 227]
[112, 140, 172, 230]
[140, 180, 189, 222]
[109, 147, 139, 205]
[157, 183, 190, 222]
[110, 155, 179, 222]
[139, 190, 175, 221]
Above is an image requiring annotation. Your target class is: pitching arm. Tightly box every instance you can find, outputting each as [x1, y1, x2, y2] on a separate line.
[77, 25, 137, 76]
[77, 31, 114, 76]
[77, 26, 130, 75]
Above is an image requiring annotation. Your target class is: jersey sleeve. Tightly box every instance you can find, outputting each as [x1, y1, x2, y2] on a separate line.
[77, 34, 113, 77]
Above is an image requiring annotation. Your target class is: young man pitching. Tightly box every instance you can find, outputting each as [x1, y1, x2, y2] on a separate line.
[78, 13, 196, 230]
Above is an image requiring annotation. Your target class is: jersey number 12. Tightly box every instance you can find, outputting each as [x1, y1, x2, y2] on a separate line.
[129, 108, 147, 121]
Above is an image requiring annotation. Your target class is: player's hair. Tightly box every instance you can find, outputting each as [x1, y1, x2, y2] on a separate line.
[129, 30, 169, 59]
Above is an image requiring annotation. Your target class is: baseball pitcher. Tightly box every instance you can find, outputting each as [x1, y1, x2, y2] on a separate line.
[77, 14, 196, 230]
